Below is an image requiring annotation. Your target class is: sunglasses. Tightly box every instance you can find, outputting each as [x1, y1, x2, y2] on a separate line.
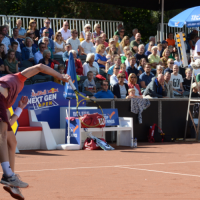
[72, 32, 78, 34]
[45, 32, 49, 34]
[31, 22, 36, 24]
[119, 76, 125, 78]
[170, 62, 174, 64]
[86, 27, 91, 29]
[45, 22, 50, 24]
[57, 35, 62, 37]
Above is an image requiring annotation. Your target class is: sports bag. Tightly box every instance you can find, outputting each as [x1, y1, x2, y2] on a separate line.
[80, 113, 105, 128]
[148, 123, 165, 143]
[82, 137, 106, 150]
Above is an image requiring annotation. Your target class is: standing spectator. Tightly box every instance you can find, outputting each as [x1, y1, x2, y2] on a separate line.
[25, 30, 38, 49]
[160, 40, 168, 57]
[21, 37, 37, 63]
[145, 41, 154, 57]
[34, 42, 46, 64]
[164, 59, 174, 74]
[80, 32, 93, 55]
[39, 49, 54, 69]
[138, 58, 147, 74]
[186, 28, 199, 42]
[174, 53, 182, 67]
[83, 53, 99, 77]
[156, 65, 163, 76]
[113, 35, 119, 48]
[118, 27, 125, 43]
[161, 49, 170, 69]
[80, 24, 91, 41]
[39, 18, 54, 39]
[15, 19, 26, 39]
[164, 72, 173, 98]
[0, 26, 11, 50]
[62, 43, 72, 63]
[10, 41, 22, 68]
[157, 43, 163, 57]
[106, 44, 118, 66]
[110, 65, 120, 86]
[58, 21, 71, 42]
[183, 68, 193, 93]
[145, 36, 155, 52]
[83, 71, 96, 94]
[143, 74, 167, 98]
[27, 19, 40, 40]
[38, 29, 54, 52]
[130, 33, 143, 54]
[94, 44, 109, 71]
[54, 32, 65, 55]
[0, 33, 7, 54]
[0, 43, 6, 60]
[134, 44, 147, 66]
[42, 37, 53, 59]
[127, 56, 139, 76]
[107, 55, 121, 78]
[166, 33, 175, 47]
[4, 50, 18, 74]
[64, 50, 83, 75]
[67, 29, 81, 55]
[112, 72, 128, 99]
[188, 33, 197, 50]
[128, 73, 142, 96]
[101, 33, 108, 48]
[10, 28, 23, 53]
[119, 63, 128, 80]
[170, 64, 185, 96]
[118, 36, 130, 55]
[148, 46, 162, 69]
[130, 28, 138, 42]
[139, 63, 154, 92]
[92, 23, 103, 42]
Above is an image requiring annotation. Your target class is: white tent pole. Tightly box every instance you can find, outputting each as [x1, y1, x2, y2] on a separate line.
[161, 0, 164, 41]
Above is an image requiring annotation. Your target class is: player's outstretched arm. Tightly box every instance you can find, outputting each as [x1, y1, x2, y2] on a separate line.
[21, 64, 71, 83]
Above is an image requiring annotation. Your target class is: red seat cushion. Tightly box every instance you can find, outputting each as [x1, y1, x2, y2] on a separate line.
[18, 127, 43, 131]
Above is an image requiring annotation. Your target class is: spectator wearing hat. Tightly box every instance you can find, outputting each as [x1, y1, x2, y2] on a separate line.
[148, 46, 162, 69]
[39, 18, 54, 39]
[160, 40, 168, 57]
[166, 33, 175, 47]
[80, 24, 91, 41]
[145, 36, 155, 52]
[130, 33, 143, 54]
[130, 28, 138, 42]
[80, 32, 94, 55]
[164, 71, 173, 98]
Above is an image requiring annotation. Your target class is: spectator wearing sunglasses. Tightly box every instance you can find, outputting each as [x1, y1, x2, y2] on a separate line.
[118, 27, 125, 43]
[67, 29, 81, 55]
[80, 24, 91, 41]
[54, 32, 65, 55]
[92, 23, 103, 43]
[128, 73, 142, 96]
[58, 21, 71, 42]
[27, 19, 40, 39]
[39, 18, 54, 39]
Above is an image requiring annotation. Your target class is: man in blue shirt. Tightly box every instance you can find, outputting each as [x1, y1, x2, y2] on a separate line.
[39, 18, 54, 39]
[10, 28, 23, 53]
[38, 29, 54, 52]
[93, 80, 115, 98]
[139, 63, 154, 91]
[34, 42, 46, 64]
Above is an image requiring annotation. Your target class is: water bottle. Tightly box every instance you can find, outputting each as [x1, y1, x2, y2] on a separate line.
[134, 138, 137, 148]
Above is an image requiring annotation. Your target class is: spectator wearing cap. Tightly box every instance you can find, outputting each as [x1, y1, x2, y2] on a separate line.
[92, 23, 103, 43]
[58, 21, 71, 42]
[0, 25, 11, 50]
[126, 56, 139, 77]
[15, 19, 26, 39]
[80, 24, 91, 41]
[161, 49, 170, 69]
[39, 18, 54, 39]
[166, 33, 175, 47]
[10, 28, 23, 53]
[67, 29, 81, 55]
[80, 32, 94, 55]
[101, 33, 108, 48]
[145, 36, 155, 52]
[148, 46, 162, 69]
[163, 59, 174, 74]
[130, 28, 138, 42]
[164, 72, 173, 98]
[130, 33, 143, 54]
[160, 40, 168, 57]
[34, 42, 46, 64]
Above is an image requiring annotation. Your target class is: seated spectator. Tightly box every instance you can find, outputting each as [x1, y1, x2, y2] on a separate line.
[164, 58, 174, 74]
[148, 46, 162, 69]
[130, 33, 143, 54]
[183, 68, 193, 93]
[11, 41, 22, 68]
[113, 35, 119, 48]
[118, 27, 125, 43]
[39, 18, 54, 39]
[118, 36, 130, 55]
[160, 40, 168, 57]
[58, 21, 71, 42]
[83, 53, 99, 77]
[139, 63, 154, 92]
[42, 37, 53, 59]
[10, 28, 23, 53]
[25, 30, 38, 49]
[67, 29, 81, 55]
[110, 65, 120, 86]
[168, 45, 175, 60]
[0, 34, 7, 54]
[164, 71, 173, 98]
[0, 57, 5, 76]
[94, 44, 109, 71]
[15, 19, 26, 39]
[135, 44, 147, 66]
[92, 23, 103, 43]
[39, 49, 54, 69]
[145, 36, 155, 52]
[21, 37, 37, 63]
[27, 19, 40, 40]
[114, 24, 123, 37]
[121, 50, 132, 64]
[100, 33, 108, 48]
[80, 24, 91, 41]
[38, 29, 54, 52]
[145, 41, 154, 57]
[0, 26, 11, 50]
[124, 51, 133, 69]
[91, 36, 103, 54]
[64, 50, 83, 75]
[161, 49, 170, 69]
[4, 50, 18, 74]
[170, 64, 185, 96]
[143, 74, 167, 98]
[128, 73, 142, 96]
[4, 25, 10, 38]
[54, 32, 65, 55]
[157, 43, 163, 57]
[83, 71, 96, 94]
[34, 42, 46, 64]
[112, 72, 128, 99]
[0, 43, 6, 60]
[93, 80, 115, 98]
[127, 56, 139, 76]
[130, 28, 138, 42]
[80, 32, 93, 55]
[156, 65, 163, 76]
[54, 64, 65, 85]
[138, 58, 146, 74]
[107, 55, 121, 78]
[106, 38, 118, 53]
[191, 82, 200, 98]
[106, 44, 118, 66]
[62, 43, 72, 63]
[166, 33, 175, 47]
[188, 33, 197, 50]
[119, 63, 128, 80]
[126, 88, 143, 99]
[174, 53, 182, 67]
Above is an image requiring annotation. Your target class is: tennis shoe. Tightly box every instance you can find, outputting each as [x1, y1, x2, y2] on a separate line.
[3, 185, 24, 200]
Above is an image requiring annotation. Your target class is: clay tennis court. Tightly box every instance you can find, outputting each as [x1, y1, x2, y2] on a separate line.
[1, 142, 200, 199]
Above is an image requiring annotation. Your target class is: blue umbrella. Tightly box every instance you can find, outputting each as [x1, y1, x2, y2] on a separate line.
[168, 6, 200, 28]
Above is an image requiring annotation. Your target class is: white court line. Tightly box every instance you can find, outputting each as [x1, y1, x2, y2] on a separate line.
[117, 166, 200, 178]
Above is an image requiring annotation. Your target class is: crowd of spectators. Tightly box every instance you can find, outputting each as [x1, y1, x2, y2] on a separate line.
[0, 18, 200, 99]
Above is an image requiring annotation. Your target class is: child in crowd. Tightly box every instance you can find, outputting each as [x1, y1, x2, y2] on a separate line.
[174, 53, 182, 67]
[119, 63, 128, 80]
[54, 64, 65, 85]
[126, 88, 143, 99]
[83, 71, 96, 94]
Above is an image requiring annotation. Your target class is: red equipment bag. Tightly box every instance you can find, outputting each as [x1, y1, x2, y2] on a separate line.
[83, 137, 106, 150]
[80, 113, 105, 128]
[148, 123, 165, 143]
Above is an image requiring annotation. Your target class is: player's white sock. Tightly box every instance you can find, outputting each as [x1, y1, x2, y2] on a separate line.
[1, 161, 14, 177]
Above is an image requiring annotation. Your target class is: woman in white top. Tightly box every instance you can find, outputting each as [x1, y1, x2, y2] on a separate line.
[80, 24, 91, 42]
[54, 32, 65, 55]
[118, 36, 130, 55]
[83, 53, 99, 77]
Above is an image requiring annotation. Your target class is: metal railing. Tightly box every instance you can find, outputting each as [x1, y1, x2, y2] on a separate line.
[1, 15, 123, 39]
